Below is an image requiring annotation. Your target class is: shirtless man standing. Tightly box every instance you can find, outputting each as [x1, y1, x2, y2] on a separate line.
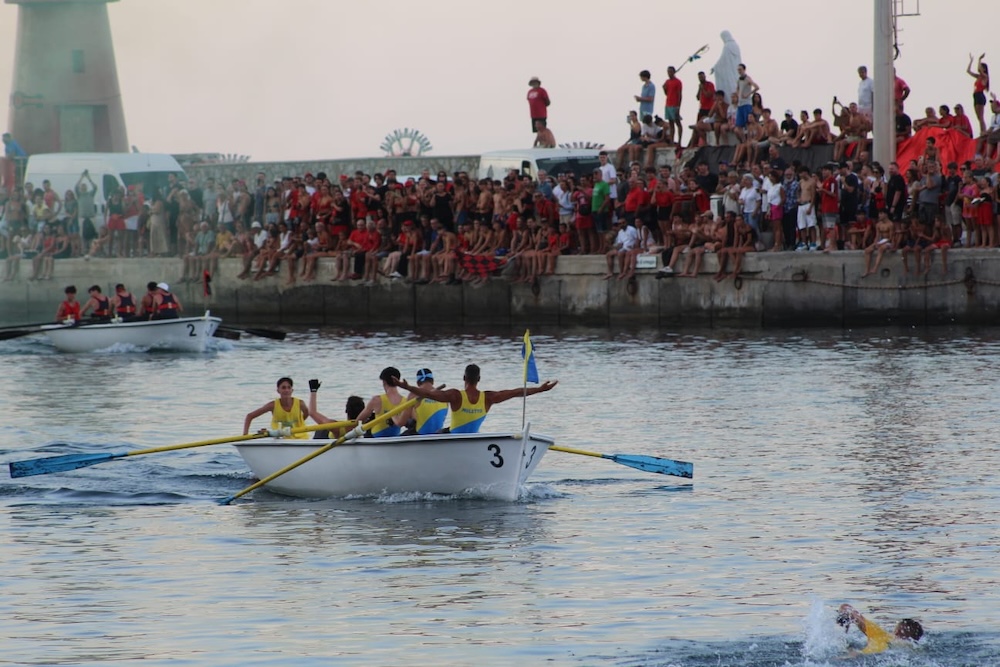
[796, 167, 818, 250]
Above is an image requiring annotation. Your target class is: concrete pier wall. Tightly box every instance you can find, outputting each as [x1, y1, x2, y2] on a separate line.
[3, 252, 999, 329]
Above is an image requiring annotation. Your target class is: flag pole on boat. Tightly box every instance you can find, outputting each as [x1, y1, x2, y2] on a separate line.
[520, 329, 539, 428]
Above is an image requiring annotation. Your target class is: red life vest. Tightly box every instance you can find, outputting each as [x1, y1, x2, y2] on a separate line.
[158, 292, 178, 312]
[116, 293, 136, 315]
[61, 300, 81, 322]
[94, 295, 110, 318]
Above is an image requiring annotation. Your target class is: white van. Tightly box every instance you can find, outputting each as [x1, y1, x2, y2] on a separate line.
[23, 152, 187, 213]
[477, 148, 601, 182]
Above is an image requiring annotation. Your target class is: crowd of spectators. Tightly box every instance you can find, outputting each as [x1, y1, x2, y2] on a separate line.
[4, 56, 1000, 286]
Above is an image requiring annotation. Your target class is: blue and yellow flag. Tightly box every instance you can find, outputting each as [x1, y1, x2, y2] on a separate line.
[521, 330, 539, 384]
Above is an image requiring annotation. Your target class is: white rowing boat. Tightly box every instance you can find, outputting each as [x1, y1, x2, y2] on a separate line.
[40, 311, 222, 353]
[232, 424, 553, 501]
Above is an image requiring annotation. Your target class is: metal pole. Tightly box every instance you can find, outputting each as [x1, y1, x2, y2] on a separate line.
[873, 0, 896, 167]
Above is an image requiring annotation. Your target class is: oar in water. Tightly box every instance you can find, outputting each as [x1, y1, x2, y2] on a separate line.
[0, 318, 168, 342]
[7, 420, 355, 478]
[0, 328, 46, 342]
[220, 398, 418, 505]
[549, 445, 693, 478]
[216, 325, 286, 341]
[0, 320, 60, 332]
[212, 328, 241, 341]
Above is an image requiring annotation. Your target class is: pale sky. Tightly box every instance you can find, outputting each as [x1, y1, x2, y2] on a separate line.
[1, 0, 997, 162]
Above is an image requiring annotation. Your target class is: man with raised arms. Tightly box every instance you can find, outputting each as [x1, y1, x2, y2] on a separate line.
[307, 378, 364, 440]
[390, 364, 557, 434]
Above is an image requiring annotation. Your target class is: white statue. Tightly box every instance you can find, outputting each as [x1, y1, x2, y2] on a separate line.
[711, 30, 742, 102]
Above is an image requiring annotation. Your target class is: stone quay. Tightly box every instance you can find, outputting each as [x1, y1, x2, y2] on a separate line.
[3, 252, 1000, 329]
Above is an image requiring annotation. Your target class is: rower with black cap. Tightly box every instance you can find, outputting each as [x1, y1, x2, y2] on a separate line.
[394, 368, 448, 435]
[390, 364, 558, 434]
[356, 367, 406, 438]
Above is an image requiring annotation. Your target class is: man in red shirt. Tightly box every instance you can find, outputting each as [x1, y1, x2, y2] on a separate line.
[696, 71, 715, 120]
[527, 77, 550, 134]
[894, 71, 911, 105]
[819, 164, 840, 252]
[662, 66, 683, 145]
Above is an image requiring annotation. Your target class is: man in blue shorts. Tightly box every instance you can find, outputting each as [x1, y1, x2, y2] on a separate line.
[735, 63, 759, 131]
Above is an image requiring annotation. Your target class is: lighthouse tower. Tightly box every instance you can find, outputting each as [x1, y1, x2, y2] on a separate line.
[6, 0, 128, 154]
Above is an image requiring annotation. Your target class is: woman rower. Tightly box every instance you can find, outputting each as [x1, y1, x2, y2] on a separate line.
[243, 377, 311, 439]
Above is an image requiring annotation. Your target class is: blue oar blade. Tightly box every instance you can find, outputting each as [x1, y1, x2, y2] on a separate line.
[8, 452, 123, 478]
[608, 454, 693, 478]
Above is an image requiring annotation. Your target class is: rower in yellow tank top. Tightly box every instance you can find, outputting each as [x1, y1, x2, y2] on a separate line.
[271, 396, 307, 438]
[356, 367, 406, 438]
[395, 368, 449, 435]
[448, 389, 487, 434]
[243, 376, 311, 439]
[388, 363, 558, 434]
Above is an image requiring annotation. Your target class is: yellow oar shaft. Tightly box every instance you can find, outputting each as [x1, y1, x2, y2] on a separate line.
[549, 445, 605, 459]
[224, 400, 417, 504]
[124, 420, 356, 457]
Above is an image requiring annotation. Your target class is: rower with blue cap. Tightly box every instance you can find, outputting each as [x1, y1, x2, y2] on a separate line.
[395, 368, 449, 435]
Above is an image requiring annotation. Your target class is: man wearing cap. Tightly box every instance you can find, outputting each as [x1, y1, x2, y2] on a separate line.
[390, 364, 557, 435]
[356, 367, 406, 438]
[527, 77, 550, 135]
[779, 110, 799, 145]
[151, 282, 182, 320]
[395, 369, 448, 435]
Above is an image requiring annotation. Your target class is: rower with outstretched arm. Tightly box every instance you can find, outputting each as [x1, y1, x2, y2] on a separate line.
[389, 363, 557, 433]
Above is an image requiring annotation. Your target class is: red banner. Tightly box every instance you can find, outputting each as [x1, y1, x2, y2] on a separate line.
[896, 127, 976, 171]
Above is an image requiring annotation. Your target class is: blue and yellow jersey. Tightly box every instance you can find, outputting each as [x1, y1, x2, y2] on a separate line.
[414, 398, 447, 435]
[271, 398, 308, 439]
[448, 390, 487, 434]
[370, 393, 402, 438]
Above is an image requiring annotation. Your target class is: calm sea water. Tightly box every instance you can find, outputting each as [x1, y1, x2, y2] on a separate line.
[1, 326, 999, 666]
